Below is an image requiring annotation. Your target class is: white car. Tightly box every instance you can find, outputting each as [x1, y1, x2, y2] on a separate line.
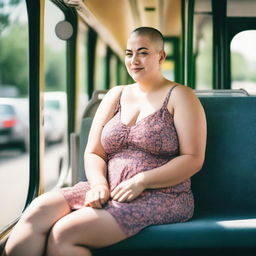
[44, 92, 67, 143]
[0, 98, 29, 152]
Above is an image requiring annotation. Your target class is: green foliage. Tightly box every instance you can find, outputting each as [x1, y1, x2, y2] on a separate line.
[44, 46, 66, 92]
[0, 20, 66, 96]
[0, 22, 29, 96]
[0, 0, 23, 33]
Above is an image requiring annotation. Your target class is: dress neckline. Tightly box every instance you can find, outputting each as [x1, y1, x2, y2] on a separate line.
[118, 85, 178, 128]
[119, 106, 173, 128]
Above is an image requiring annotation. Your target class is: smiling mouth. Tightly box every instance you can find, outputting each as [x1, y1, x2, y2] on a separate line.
[131, 68, 144, 73]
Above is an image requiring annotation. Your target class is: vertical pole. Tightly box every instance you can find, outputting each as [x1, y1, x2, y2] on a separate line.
[212, 0, 227, 89]
[25, 0, 44, 205]
[187, 0, 195, 88]
[104, 47, 111, 90]
[66, 11, 78, 152]
[87, 28, 97, 99]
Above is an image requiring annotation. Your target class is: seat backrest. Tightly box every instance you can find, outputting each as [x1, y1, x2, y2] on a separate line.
[194, 89, 249, 97]
[82, 90, 107, 118]
[78, 117, 93, 182]
[78, 92, 256, 217]
[192, 96, 256, 217]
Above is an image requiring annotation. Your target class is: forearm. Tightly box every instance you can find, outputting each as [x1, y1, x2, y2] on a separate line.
[84, 153, 108, 187]
[138, 154, 203, 189]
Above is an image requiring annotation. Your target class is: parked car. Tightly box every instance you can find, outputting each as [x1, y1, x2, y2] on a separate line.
[44, 92, 67, 143]
[0, 98, 29, 152]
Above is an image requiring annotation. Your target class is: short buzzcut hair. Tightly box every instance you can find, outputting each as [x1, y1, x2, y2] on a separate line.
[131, 27, 164, 51]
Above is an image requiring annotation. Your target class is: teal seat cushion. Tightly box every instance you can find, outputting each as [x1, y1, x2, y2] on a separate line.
[106, 216, 256, 250]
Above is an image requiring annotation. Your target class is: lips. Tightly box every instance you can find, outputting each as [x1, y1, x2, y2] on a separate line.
[131, 67, 144, 73]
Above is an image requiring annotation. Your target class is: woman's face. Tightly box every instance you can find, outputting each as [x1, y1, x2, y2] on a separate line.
[125, 34, 165, 82]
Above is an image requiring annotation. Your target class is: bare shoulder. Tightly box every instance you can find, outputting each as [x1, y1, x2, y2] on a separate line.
[97, 85, 125, 109]
[171, 84, 201, 108]
[103, 85, 125, 102]
[172, 84, 196, 98]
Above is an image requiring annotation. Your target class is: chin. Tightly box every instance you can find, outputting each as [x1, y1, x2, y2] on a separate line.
[131, 73, 145, 82]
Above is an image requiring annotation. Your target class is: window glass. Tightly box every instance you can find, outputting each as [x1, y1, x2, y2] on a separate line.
[227, 0, 256, 17]
[77, 22, 89, 126]
[94, 39, 107, 90]
[163, 39, 178, 81]
[0, 0, 29, 231]
[195, 0, 212, 13]
[165, 41, 174, 56]
[162, 60, 174, 81]
[193, 14, 213, 89]
[110, 54, 118, 88]
[44, 0, 68, 191]
[231, 30, 256, 95]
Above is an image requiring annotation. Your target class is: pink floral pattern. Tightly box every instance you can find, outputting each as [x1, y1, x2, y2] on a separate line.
[61, 85, 194, 237]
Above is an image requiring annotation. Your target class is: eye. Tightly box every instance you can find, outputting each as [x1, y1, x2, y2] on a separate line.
[125, 52, 132, 56]
[140, 52, 148, 55]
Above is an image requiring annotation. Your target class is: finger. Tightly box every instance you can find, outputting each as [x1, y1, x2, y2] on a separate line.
[113, 187, 127, 201]
[85, 192, 102, 208]
[117, 190, 132, 203]
[99, 190, 106, 205]
[111, 185, 121, 198]
[92, 192, 102, 208]
[127, 194, 135, 202]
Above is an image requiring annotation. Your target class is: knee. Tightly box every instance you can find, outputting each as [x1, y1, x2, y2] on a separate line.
[47, 221, 71, 256]
[21, 193, 54, 228]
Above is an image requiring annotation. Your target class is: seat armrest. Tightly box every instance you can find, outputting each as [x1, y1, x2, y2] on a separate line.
[70, 133, 80, 185]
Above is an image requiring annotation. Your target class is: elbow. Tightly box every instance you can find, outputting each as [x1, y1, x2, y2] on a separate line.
[187, 154, 204, 173]
[84, 151, 107, 162]
[194, 156, 205, 173]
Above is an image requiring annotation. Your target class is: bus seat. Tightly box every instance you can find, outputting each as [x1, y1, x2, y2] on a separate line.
[71, 92, 256, 254]
[194, 88, 249, 96]
[70, 90, 107, 185]
[82, 90, 107, 118]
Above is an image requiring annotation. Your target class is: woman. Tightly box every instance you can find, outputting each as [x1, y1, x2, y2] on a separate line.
[4, 27, 207, 256]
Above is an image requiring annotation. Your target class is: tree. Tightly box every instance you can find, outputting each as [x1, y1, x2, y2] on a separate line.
[0, 22, 29, 96]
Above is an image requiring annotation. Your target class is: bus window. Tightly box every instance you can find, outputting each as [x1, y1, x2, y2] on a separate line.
[0, 0, 29, 231]
[193, 0, 213, 89]
[44, 0, 68, 191]
[162, 40, 177, 82]
[231, 30, 256, 95]
[162, 60, 175, 81]
[77, 22, 89, 126]
[94, 38, 107, 90]
[227, 0, 256, 17]
[110, 54, 118, 88]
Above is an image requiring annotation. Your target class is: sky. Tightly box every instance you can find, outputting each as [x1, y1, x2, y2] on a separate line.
[231, 30, 256, 64]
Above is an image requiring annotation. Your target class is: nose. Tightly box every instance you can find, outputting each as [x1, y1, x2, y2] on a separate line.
[131, 53, 139, 65]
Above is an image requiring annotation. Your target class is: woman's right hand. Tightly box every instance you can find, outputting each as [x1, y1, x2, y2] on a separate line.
[84, 184, 110, 209]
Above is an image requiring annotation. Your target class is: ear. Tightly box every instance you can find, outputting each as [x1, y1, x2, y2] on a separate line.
[159, 50, 166, 64]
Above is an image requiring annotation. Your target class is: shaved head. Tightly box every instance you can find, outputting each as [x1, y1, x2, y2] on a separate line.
[130, 27, 164, 52]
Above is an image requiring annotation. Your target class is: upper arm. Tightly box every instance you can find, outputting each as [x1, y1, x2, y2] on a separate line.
[84, 86, 124, 160]
[172, 86, 207, 166]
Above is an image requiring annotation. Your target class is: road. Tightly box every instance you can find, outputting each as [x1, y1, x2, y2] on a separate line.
[0, 142, 67, 231]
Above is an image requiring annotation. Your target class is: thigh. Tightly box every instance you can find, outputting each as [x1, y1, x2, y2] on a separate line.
[49, 207, 127, 248]
[20, 190, 71, 232]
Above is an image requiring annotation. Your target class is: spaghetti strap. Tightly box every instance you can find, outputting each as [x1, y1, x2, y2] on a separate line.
[114, 88, 124, 114]
[163, 85, 179, 108]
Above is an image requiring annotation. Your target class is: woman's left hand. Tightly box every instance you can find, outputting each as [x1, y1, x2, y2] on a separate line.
[111, 173, 145, 202]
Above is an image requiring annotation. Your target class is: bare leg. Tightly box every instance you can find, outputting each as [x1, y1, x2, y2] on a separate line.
[4, 191, 70, 256]
[47, 207, 127, 256]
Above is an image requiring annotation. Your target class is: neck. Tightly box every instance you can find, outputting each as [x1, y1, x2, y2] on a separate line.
[136, 74, 167, 92]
